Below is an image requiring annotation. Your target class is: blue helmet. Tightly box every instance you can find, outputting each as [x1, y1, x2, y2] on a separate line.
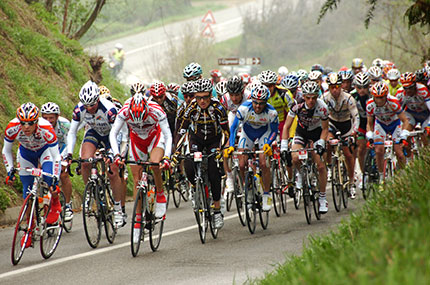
[251, 84, 270, 101]
[183, 62, 202, 79]
[281, 74, 300, 90]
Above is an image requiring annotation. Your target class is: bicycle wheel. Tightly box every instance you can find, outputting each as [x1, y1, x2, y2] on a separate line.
[271, 161, 282, 217]
[163, 171, 171, 210]
[332, 160, 342, 212]
[130, 188, 146, 257]
[293, 169, 301, 209]
[258, 194, 269, 230]
[279, 161, 289, 213]
[194, 181, 208, 244]
[362, 150, 374, 200]
[384, 158, 393, 180]
[209, 201, 219, 239]
[82, 182, 101, 249]
[302, 171, 312, 224]
[244, 172, 257, 234]
[149, 210, 165, 251]
[311, 167, 321, 220]
[233, 168, 246, 227]
[172, 172, 182, 208]
[11, 195, 35, 265]
[40, 194, 64, 259]
[102, 185, 117, 244]
[61, 193, 73, 233]
[341, 161, 349, 209]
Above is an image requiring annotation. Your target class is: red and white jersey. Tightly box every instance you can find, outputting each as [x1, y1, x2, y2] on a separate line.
[395, 83, 430, 114]
[366, 95, 402, 125]
[4, 118, 57, 151]
[221, 92, 250, 114]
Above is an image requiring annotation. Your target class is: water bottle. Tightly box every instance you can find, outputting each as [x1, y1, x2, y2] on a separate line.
[254, 173, 263, 194]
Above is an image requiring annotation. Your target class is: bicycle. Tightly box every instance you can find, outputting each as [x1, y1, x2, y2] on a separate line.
[60, 161, 73, 233]
[328, 132, 353, 212]
[11, 168, 63, 265]
[165, 158, 189, 209]
[270, 141, 289, 217]
[383, 135, 396, 180]
[291, 147, 321, 225]
[362, 143, 379, 200]
[179, 150, 220, 244]
[123, 160, 165, 257]
[233, 148, 270, 234]
[68, 148, 116, 249]
[227, 152, 246, 226]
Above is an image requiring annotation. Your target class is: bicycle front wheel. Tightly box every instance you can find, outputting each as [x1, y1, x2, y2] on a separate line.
[82, 182, 101, 249]
[172, 174, 182, 208]
[341, 161, 349, 209]
[40, 194, 64, 259]
[303, 172, 312, 224]
[271, 161, 282, 217]
[233, 168, 246, 226]
[244, 172, 256, 234]
[332, 161, 342, 212]
[102, 185, 117, 244]
[131, 188, 146, 257]
[258, 194, 269, 230]
[11, 195, 34, 265]
[59, 192, 73, 233]
[293, 168, 301, 209]
[194, 181, 208, 244]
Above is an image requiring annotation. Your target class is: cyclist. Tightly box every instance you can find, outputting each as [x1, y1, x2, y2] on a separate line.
[281, 74, 303, 101]
[322, 73, 359, 199]
[215, 80, 228, 100]
[225, 84, 279, 211]
[415, 68, 429, 88]
[368, 66, 383, 85]
[352, 58, 364, 75]
[66, 81, 125, 227]
[297, 69, 309, 84]
[40, 102, 73, 222]
[178, 62, 217, 102]
[110, 43, 125, 76]
[175, 82, 196, 133]
[149, 81, 177, 140]
[167, 83, 181, 97]
[130, 82, 146, 97]
[386, 69, 402, 96]
[350, 72, 372, 189]
[280, 81, 330, 213]
[220, 75, 248, 193]
[366, 81, 410, 180]
[110, 92, 171, 225]
[210, 69, 223, 85]
[3, 103, 61, 247]
[309, 70, 327, 94]
[339, 69, 354, 93]
[175, 78, 229, 229]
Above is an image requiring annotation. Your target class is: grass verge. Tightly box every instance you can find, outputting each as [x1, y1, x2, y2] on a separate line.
[253, 150, 430, 284]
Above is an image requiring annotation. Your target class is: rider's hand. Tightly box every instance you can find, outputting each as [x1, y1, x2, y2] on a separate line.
[224, 146, 235, 158]
[315, 139, 326, 156]
[5, 168, 16, 185]
[400, 129, 410, 141]
[66, 153, 73, 165]
[171, 152, 180, 168]
[159, 156, 170, 170]
[263, 144, 272, 156]
[114, 154, 124, 166]
[366, 131, 374, 141]
[281, 150, 291, 163]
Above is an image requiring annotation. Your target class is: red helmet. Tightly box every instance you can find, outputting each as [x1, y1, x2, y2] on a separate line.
[210, 69, 222, 78]
[150, 82, 167, 98]
[167, 83, 180, 93]
[400, 72, 416, 88]
[370, 81, 389, 98]
[129, 93, 148, 122]
[17, 102, 39, 122]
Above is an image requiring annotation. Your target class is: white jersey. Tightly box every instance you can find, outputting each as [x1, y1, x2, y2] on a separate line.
[322, 90, 359, 131]
[54, 116, 71, 158]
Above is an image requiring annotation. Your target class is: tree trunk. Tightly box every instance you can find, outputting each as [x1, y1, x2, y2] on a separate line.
[72, 0, 106, 40]
[45, 0, 54, 12]
[62, 0, 70, 34]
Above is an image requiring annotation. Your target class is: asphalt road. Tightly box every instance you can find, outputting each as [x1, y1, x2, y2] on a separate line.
[0, 192, 362, 284]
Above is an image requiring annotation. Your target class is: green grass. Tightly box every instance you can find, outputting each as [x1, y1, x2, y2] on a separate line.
[253, 151, 430, 284]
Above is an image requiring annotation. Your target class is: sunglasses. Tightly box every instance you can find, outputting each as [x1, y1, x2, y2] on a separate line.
[20, 121, 36, 126]
[184, 94, 195, 99]
[403, 85, 416, 90]
[356, 85, 369, 90]
[252, 100, 267, 106]
[304, 96, 318, 100]
[329, 84, 341, 89]
[84, 102, 98, 108]
[195, 95, 211, 101]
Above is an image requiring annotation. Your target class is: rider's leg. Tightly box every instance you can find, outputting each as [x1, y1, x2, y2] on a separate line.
[80, 142, 97, 184]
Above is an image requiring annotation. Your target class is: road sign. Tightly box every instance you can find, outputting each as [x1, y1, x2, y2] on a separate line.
[202, 10, 216, 24]
[201, 24, 214, 38]
[218, 57, 261, 66]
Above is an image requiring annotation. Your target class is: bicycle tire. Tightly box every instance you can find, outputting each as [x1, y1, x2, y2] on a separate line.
[60, 192, 73, 233]
[40, 194, 64, 259]
[226, 192, 233, 212]
[149, 211, 164, 251]
[82, 182, 101, 249]
[258, 194, 269, 230]
[244, 172, 257, 234]
[130, 188, 146, 257]
[362, 150, 375, 200]
[341, 161, 349, 209]
[279, 160, 289, 213]
[102, 185, 116, 244]
[293, 168, 301, 209]
[233, 168, 246, 227]
[271, 160, 282, 217]
[311, 166, 321, 220]
[209, 201, 219, 239]
[172, 176, 182, 208]
[11, 195, 34, 265]
[164, 171, 171, 210]
[194, 180, 208, 244]
[303, 171, 312, 224]
[332, 160, 342, 212]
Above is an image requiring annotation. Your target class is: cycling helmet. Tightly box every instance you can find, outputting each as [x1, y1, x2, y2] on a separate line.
[301, 81, 320, 95]
[352, 58, 364, 68]
[17, 102, 39, 122]
[98, 85, 112, 101]
[386, 68, 401, 81]
[244, 81, 262, 99]
[115, 43, 123, 50]
[112, 98, 123, 110]
[167, 83, 180, 94]
[258, 70, 277, 85]
[250, 84, 270, 101]
[281, 74, 300, 89]
[210, 69, 222, 78]
[368, 66, 382, 80]
[370, 81, 389, 97]
[339, 66, 349, 72]
[400, 72, 416, 88]
[79, 80, 100, 106]
[215, 81, 228, 96]
[41, 102, 60, 114]
[227, 75, 244, 94]
[129, 93, 148, 123]
[308, 70, 322, 81]
[181, 81, 195, 94]
[297, 69, 309, 82]
[240, 73, 251, 84]
[353, 72, 370, 86]
[150, 81, 167, 98]
[130, 82, 146, 96]
[183, 62, 202, 79]
[323, 66, 333, 76]
[339, 70, 353, 81]
[194, 78, 213, 93]
[311, 64, 324, 73]
[327, 72, 342, 85]
[415, 68, 428, 83]
[372, 58, 384, 68]
[277, 66, 289, 77]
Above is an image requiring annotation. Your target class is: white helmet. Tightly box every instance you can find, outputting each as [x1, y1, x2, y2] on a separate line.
[41, 102, 60, 114]
[308, 70, 322, 81]
[386, 68, 401, 81]
[277, 66, 289, 77]
[79, 80, 100, 106]
[115, 43, 123, 50]
[368, 66, 382, 80]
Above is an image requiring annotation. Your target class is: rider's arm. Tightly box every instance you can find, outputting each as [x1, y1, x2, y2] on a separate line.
[320, 119, 329, 141]
[398, 111, 410, 130]
[282, 114, 295, 140]
[348, 96, 360, 132]
[229, 116, 240, 147]
[47, 143, 61, 179]
[109, 115, 125, 156]
[267, 115, 279, 146]
[2, 139, 14, 173]
[66, 119, 80, 155]
[159, 117, 173, 157]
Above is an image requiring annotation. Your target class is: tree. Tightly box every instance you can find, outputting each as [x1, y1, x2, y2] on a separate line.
[318, 0, 430, 29]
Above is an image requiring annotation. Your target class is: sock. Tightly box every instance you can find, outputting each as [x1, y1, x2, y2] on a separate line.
[320, 192, 326, 198]
[114, 201, 121, 212]
[122, 206, 125, 213]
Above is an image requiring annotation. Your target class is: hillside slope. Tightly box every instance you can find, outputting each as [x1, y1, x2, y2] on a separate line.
[0, 0, 125, 210]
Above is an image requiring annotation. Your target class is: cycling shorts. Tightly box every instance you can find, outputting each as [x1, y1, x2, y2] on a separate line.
[374, 119, 402, 143]
[238, 128, 272, 150]
[83, 129, 111, 150]
[405, 111, 430, 127]
[293, 125, 322, 147]
[329, 119, 353, 138]
[129, 129, 165, 162]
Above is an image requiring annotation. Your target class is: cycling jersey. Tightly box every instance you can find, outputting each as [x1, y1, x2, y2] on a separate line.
[288, 99, 329, 131]
[366, 95, 402, 125]
[149, 92, 177, 136]
[322, 90, 359, 132]
[229, 100, 279, 148]
[396, 83, 430, 115]
[267, 88, 294, 122]
[67, 98, 117, 154]
[53, 116, 71, 158]
[386, 80, 402, 96]
[176, 98, 229, 143]
[221, 92, 249, 126]
[110, 99, 172, 158]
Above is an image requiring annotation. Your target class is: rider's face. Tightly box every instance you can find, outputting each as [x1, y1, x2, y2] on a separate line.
[304, 94, 318, 109]
[183, 93, 194, 104]
[404, 85, 416, 97]
[195, 92, 211, 109]
[341, 80, 352, 91]
[329, 84, 341, 98]
[84, 101, 99, 114]
[230, 92, 243, 105]
[252, 99, 267, 114]
[20, 121, 37, 136]
[356, 85, 369, 96]
[42, 113, 59, 127]
[374, 96, 386, 107]
[153, 94, 165, 105]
